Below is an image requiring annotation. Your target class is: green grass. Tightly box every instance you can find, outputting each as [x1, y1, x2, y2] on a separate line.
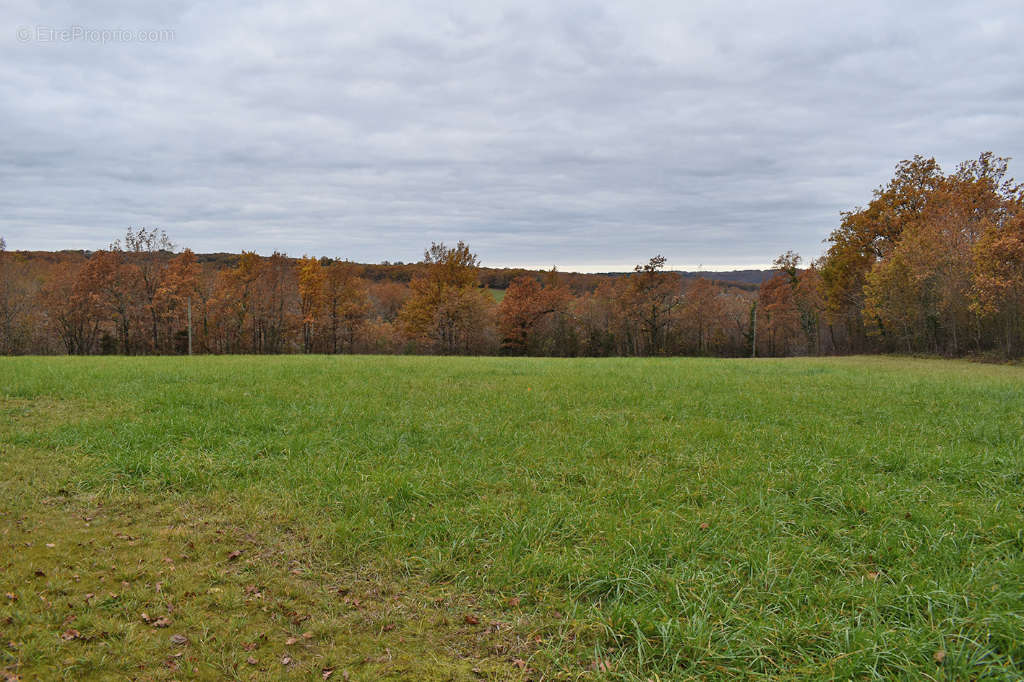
[2, 356, 1023, 680]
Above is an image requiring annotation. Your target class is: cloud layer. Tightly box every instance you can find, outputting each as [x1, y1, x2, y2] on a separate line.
[2, 1, 1022, 270]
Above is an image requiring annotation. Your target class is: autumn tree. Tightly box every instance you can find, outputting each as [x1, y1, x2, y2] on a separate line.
[681, 277, 722, 355]
[249, 252, 295, 354]
[398, 242, 495, 354]
[40, 261, 104, 354]
[770, 252, 824, 354]
[322, 260, 371, 353]
[972, 211, 1024, 355]
[862, 154, 1019, 353]
[114, 227, 174, 352]
[617, 255, 682, 355]
[297, 256, 325, 353]
[154, 249, 201, 353]
[208, 252, 261, 353]
[497, 272, 571, 354]
[820, 156, 943, 351]
[758, 272, 802, 356]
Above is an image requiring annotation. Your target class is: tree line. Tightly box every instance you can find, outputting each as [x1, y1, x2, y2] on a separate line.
[0, 152, 1021, 358]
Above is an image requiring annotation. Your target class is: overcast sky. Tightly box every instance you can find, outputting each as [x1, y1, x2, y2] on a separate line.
[1, 1, 1021, 271]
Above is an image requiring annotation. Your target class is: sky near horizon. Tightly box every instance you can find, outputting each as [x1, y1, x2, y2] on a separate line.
[1, 2, 1022, 272]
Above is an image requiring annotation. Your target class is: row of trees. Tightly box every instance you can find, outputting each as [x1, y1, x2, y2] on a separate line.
[0, 231, 808, 357]
[1, 151, 1020, 358]
[819, 152, 1024, 357]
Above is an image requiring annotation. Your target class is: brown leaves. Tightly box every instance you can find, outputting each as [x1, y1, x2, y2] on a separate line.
[463, 614, 479, 625]
[142, 613, 172, 627]
[280, 655, 293, 666]
[934, 650, 946, 664]
[4, 593, 16, 602]
[227, 549, 243, 562]
[170, 634, 188, 646]
[506, 596, 521, 608]
[285, 631, 314, 646]
[60, 629, 81, 641]
[699, 522, 710, 530]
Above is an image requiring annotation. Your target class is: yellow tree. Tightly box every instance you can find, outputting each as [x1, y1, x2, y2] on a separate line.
[297, 256, 326, 353]
[154, 249, 200, 353]
[399, 242, 494, 354]
[972, 212, 1024, 356]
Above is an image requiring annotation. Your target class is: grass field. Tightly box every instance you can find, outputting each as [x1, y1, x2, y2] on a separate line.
[1, 356, 1023, 680]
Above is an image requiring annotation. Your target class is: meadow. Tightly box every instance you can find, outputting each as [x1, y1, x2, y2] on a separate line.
[1, 355, 1022, 680]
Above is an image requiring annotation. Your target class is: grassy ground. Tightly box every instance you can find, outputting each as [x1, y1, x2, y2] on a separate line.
[1, 355, 1022, 680]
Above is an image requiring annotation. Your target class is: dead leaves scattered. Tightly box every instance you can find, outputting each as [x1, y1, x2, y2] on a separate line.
[463, 614, 479, 625]
[227, 549, 243, 562]
[141, 613, 171, 628]
[60, 629, 81, 642]
[170, 634, 188, 646]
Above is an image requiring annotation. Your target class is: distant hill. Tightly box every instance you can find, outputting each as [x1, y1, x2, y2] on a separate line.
[676, 270, 774, 285]
[8, 250, 773, 292]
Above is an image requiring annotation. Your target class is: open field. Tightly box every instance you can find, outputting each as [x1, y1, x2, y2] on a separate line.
[1, 356, 1023, 680]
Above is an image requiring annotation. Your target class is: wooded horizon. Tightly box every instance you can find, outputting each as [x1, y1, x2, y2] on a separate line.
[1, 152, 1022, 359]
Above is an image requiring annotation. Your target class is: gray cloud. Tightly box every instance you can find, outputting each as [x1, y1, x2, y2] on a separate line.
[1, 1, 1022, 270]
